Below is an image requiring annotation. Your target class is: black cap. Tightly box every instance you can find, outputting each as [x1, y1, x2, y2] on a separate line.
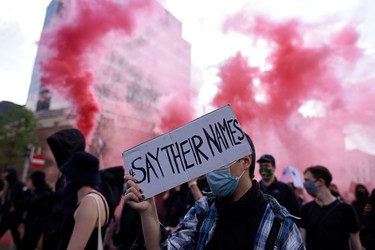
[60, 152, 100, 185]
[257, 154, 275, 167]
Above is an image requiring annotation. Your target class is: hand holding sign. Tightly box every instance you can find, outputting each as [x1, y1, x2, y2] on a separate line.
[124, 175, 151, 213]
[122, 105, 251, 199]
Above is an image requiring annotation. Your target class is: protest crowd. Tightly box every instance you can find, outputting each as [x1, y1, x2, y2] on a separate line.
[0, 125, 374, 250]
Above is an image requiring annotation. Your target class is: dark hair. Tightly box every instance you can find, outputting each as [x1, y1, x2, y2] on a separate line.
[304, 165, 332, 187]
[62, 176, 101, 215]
[30, 170, 46, 188]
[245, 133, 256, 179]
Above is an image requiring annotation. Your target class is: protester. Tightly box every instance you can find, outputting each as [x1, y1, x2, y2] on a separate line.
[43, 128, 86, 250]
[288, 182, 307, 206]
[163, 184, 190, 233]
[352, 184, 370, 229]
[112, 202, 142, 250]
[360, 188, 375, 249]
[113, 176, 209, 248]
[257, 154, 302, 217]
[57, 151, 109, 249]
[19, 170, 53, 250]
[186, 176, 210, 207]
[329, 183, 345, 202]
[0, 168, 27, 249]
[0, 178, 4, 208]
[124, 134, 305, 249]
[300, 165, 362, 250]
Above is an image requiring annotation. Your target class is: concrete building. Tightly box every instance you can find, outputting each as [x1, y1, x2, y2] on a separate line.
[26, 0, 191, 177]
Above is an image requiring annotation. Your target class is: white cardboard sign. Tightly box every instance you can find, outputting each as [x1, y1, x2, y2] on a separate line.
[280, 166, 304, 188]
[122, 105, 251, 199]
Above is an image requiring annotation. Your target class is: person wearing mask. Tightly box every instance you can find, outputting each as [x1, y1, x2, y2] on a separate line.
[57, 151, 109, 249]
[20, 170, 53, 250]
[124, 134, 304, 250]
[300, 165, 362, 250]
[257, 154, 301, 217]
[0, 168, 27, 249]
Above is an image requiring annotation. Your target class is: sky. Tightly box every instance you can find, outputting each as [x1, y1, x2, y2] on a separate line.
[0, 0, 51, 105]
[1, 0, 374, 105]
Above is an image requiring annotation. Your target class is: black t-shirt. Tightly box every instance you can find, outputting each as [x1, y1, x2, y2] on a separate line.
[300, 199, 359, 250]
[260, 179, 301, 217]
[205, 180, 267, 250]
[360, 189, 375, 249]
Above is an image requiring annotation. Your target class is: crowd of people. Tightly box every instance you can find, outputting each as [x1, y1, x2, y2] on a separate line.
[0, 128, 374, 249]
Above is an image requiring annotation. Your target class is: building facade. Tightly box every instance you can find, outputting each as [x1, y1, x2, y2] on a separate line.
[26, 0, 191, 177]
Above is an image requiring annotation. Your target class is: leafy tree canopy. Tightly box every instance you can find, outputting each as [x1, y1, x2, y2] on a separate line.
[0, 101, 39, 172]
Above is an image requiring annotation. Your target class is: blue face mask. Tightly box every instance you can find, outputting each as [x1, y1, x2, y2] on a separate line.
[304, 180, 317, 197]
[206, 164, 245, 197]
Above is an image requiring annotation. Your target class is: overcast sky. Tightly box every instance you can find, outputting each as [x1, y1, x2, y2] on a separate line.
[0, 0, 374, 105]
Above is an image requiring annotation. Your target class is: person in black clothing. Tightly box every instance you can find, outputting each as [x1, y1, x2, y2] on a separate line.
[42, 128, 86, 250]
[352, 183, 369, 229]
[257, 154, 301, 217]
[0, 178, 4, 208]
[58, 152, 109, 249]
[300, 165, 362, 250]
[0, 168, 27, 249]
[112, 202, 142, 250]
[163, 184, 190, 233]
[20, 170, 53, 250]
[360, 188, 375, 249]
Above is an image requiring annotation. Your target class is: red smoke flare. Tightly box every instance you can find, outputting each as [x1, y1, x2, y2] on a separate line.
[214, 12, 375, 193]
[39, 0, 154, 139]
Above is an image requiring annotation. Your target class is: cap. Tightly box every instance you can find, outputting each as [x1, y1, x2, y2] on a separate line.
[257, 154, 276, 167]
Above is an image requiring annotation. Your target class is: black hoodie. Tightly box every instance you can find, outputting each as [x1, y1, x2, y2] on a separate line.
[42, 128, 85, 250]
[46, 128, 86, 169]
[2, 168, 26, 217]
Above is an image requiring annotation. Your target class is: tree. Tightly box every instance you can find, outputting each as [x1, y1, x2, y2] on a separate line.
[0, 101, 39, 173]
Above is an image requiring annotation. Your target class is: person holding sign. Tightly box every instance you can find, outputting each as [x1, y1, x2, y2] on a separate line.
[124, 134, 304, 250]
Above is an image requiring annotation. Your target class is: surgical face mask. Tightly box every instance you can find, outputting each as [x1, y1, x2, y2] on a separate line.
[304, 180, 317, 197]
[206, 164, 245, 197]
[259, 167, 273, 180]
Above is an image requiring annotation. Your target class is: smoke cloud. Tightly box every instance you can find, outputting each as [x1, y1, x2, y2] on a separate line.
[39, 0, 155, 139]
[213, 11, 375, 194]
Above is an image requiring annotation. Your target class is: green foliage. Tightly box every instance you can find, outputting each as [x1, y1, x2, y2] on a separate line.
[0, 104, 39, 172]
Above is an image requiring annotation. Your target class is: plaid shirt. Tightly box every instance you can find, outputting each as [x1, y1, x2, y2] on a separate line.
[162, 193, 305, 250]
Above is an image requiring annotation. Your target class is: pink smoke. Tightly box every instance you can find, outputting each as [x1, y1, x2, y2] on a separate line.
[39, 0, 155, 139]
[213, 13, 375, 195]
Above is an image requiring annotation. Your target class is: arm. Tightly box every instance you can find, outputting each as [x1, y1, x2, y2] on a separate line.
[281, 223, 305, 250]
[125, 175, 161, 250]
[188, 180, 203, 201]
[67, 197, 98, 250]
[299, 227, 307, 246]
[349, 231, 363, 250]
